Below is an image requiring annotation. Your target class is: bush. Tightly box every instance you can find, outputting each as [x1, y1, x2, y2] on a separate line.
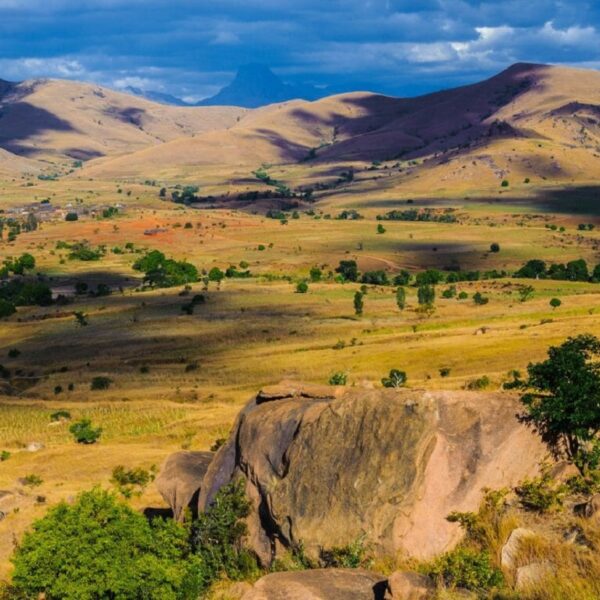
[64, 212, 78, 221]
[111, 465, 156, 498]
[336, 260, 359, 282]
[490, 243, 500, 253]
[21, 474, 43, 488]
[426, 547, 503, 591]
[393, 270, 411, 286]
[466, 375, 490, 390]
[328, 372, 347, 386]
[0, 299, 16, 319]
[90, 376, 112, 390]
[296, 281, 308, 293]
[320, 537, 368, 568]
[382, 369, 407, 388]
[515, 469, 567, 513]
[550, 297, 562, 309]
[50, 410, 71, 422]
[11, 488, 203, 600]
[473, 292, 489, 305]
[376, 223, 386, 234]
[458, 291, 469, 300]
[501, 179, 509, 187]
[0, 450, 10, 462]
[309, 266, 322, 282]
[417, 284, 435, 306]
[192, 480, 258, 586]
[69, 419, 102, 444]
[361, 270, 389, 286]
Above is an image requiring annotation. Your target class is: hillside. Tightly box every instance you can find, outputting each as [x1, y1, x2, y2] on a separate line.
[81, 63, 600, 191]
[0, 78, 248, 163]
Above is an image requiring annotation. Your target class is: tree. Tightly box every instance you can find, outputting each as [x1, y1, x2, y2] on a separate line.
[490, 243, 500, 253]
[395, 287, 406, 311]
[296, 281, 308, 293]
[376, 223, 386, 234]
[353, 291, 364, 315]
[65, 212, 78, 222]
[473, 292, 489, 305]
[416, 269, 444, 285]
[208, 267, 224, 283]
[11, 488, 202, 600]
[518, 285, 534, 302]
[336, 260, 359, 282]
[69, 419, 102, 444]
[550, 297, 562, 310]
[417, 284, 435, 307]
[515, 260, 546, 279]
[0, 299, 16, 319]
[382, 369, 407, 388]
[519, 334, 600, 475]
[309, 266, 322, 282]
[393, 270, 411, 286]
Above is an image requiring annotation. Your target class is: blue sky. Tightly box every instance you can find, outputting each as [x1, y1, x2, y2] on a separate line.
[0, 0, 599, 101]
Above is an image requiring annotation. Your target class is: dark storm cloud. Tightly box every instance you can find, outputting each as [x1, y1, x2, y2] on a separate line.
[0, 0, 599, 100]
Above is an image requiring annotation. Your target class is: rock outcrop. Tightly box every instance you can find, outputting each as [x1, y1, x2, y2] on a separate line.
[240, 569, 387, 600]
[199, 382, 545, 564]
[155, 451, 213, 521]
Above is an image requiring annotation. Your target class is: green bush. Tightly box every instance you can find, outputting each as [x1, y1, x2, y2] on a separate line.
[69, 419, 102, 444]
[111, 465, 156, 498]
[515, 469, 567, 513]
[192, 480, 258, 586]
[296, 281, 308, 293]
[0, 450, 11, 462]
[50, 410, 71, 422]
[320, 537, 369, 568]
[11, 488, 203, 600]
[382, 369, 407, 388]
[426, 547, 503, 591]
[90, 376, 112, 390]
[0, 299, 16, 319]
[21, 474, 43, 488]
[466, 375, 490, 390]
[473, 292, 489, 305]
[328, 372, 347, 386]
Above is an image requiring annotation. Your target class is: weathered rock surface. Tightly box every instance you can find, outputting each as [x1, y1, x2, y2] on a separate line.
[199, 382, 545, 564]
[515, 561, 552, 591]
[384, 571, 434, 599]
[241, 569, 387, 600]
[155, 451, 213, 521]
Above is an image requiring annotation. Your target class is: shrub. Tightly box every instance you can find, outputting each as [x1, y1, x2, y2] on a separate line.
[0, 451, 10, 462]
[64, 212, 79, 221]
[439, 367, 451, 377]
[381, 369, 407, 388]
[361, 270, 389, 286]
[518, 285, 534, 302]
[473, 292, 489, 305]
[426, 547, 503, 591]
[515, 469, 567, 513]
[0, 300, 16, 319]
[376, 223, 386, 234]
[69, 419, 102, 444]
[296, 281, 308, 293]
[393, 270, 411, 286]
[328, 372, 347, 386]
[21, 474, 43, 488]
[490, 243, 500, 253]
[192, 480, 258, 586]
[50, 410, 71, 422]
[90, 376, 112, 390]
[501, 179, 509, 187]
[320, 537, 369, 568]
[208, 267, 224, 283]
[442, 286, 457, 299]
[466, 375, 490, 390]
[11, 488, 203, 600]
[336, 260, 359, 282]
[416, 269, 444, 285]
[111, 465, 156, 498]
[458, 291, 469, 300]
[309, 266, 322, 282]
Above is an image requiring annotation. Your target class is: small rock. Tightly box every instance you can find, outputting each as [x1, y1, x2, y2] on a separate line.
[516, 561, 552, 591]
[501, 528, 536, 572]
[384, 570, 434, 599]
[26, 442, 45, 452]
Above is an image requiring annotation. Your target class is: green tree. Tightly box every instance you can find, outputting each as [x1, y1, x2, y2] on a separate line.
[336, 260, 359, 282]
[353, 291, 364, 315]
[296, 281, 308, 293]
[309, 266, 322, 282]
[518, 285, 535, 302]
[208, 267, 225, 283]
[550, 297, 562, 309]
[376, 223, 386, 234]
[490, 243, 500, 253]
[417, 284, 435, 307]
[381, 369, 407, 388]
[11, 488, 202, 600]
[69, 419, 102, 444]
[395, 286, 406, 311]
[520, 334, 600, 475]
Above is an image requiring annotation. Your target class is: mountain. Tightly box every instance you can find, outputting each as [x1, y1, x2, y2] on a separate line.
[84, 63, 600, 192]
[123, 86, 189, 107]
[0, 78, 247, 161]
[196, 63, 323, 108]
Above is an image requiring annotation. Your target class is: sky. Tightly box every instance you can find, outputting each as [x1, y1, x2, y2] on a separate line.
[0, 0, 599, 102]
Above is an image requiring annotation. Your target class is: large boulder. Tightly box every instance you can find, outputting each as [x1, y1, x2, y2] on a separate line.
[200, 383, 545, 564]
[155, 451, 213, 521]
[241, 568, 387, 600]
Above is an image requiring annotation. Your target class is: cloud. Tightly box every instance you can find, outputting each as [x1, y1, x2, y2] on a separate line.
[0, 1, 599, 99]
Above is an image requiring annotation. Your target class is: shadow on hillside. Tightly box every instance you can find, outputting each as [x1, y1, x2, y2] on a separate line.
[285, 63, 551, 164]
[0, 102, 77, 156]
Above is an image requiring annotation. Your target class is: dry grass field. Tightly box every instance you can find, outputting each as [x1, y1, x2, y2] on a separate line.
[1, 168, 599, 579]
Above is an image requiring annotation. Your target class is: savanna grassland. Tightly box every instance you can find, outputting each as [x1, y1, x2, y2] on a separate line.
[1, 165, 600, 579]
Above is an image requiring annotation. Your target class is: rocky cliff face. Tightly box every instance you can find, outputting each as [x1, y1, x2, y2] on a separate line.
[198, 382, 545, 565]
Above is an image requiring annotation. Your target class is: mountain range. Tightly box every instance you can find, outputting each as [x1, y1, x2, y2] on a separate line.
[0, 62, 599, 195]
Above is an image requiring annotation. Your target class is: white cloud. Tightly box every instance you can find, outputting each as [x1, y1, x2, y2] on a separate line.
[0, 57, 87, 80]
